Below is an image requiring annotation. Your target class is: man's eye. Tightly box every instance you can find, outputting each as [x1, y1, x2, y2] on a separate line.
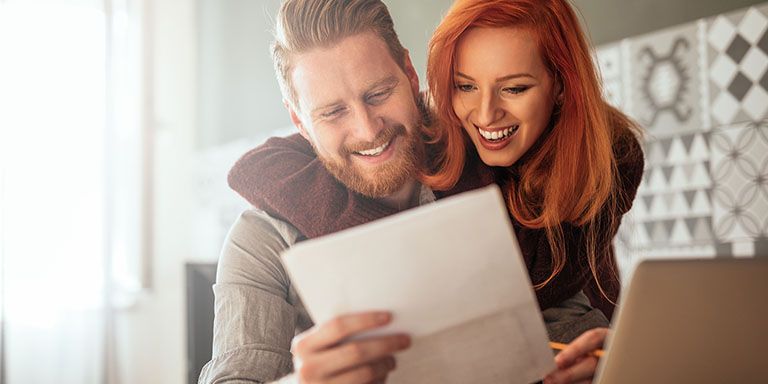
[367, 88, 392, 104]
[321, 108, 345, 119]
[502, 86, 529, 95]
[455, 84, 475, 92]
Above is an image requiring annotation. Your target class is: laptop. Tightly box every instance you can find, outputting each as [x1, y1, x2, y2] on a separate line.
[594, 258, 768, 384]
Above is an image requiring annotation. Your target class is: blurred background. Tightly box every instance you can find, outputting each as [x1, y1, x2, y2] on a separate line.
[0, 0, 765, 383]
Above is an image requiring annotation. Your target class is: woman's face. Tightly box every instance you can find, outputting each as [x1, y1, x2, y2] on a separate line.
[452, 27, 559, 167]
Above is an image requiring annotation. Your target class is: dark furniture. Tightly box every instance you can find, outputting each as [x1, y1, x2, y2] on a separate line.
[186, 263, 217, 384]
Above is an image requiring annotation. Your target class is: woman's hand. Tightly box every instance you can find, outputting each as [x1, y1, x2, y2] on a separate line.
[543, 327, 609, 384]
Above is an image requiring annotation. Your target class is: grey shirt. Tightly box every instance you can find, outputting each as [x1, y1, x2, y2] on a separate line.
[199, 190, 608, 383]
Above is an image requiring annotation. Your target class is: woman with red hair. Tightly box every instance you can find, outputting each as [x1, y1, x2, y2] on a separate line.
[228, 0, 643, 382]
[425, 0, 641, 304]
[421, 1, 643, 381]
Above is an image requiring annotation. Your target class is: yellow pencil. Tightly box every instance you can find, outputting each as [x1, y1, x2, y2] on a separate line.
[548, 341, 604, 358]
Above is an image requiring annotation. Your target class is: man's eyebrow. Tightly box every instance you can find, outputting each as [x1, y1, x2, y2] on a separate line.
[311, 100, 344, 116]
[365, 75, 399, 92]
[455, 72, 535, 82]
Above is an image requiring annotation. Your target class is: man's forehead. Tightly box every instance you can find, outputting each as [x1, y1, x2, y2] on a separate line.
[290, 32, 404, 110]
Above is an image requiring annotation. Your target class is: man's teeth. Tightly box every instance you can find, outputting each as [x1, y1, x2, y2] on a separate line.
[356, 141, 390, 156]
[478, 125, 519, 141]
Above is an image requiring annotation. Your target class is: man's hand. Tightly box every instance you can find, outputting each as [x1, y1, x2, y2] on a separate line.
[292, 311, 411, 384]
[543, 327, 609, 384]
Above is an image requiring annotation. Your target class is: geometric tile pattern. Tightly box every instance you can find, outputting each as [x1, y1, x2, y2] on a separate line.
[620, 131, 714, 250]
[707, 5, 768, 126]
[596, 43, 625, 109]
[628, 23, 705, 136]
[710, 120, 768, 242]
[597, 3, 768, 263]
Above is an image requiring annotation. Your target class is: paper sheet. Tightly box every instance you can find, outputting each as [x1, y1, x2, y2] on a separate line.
[282, 186, 555, 383]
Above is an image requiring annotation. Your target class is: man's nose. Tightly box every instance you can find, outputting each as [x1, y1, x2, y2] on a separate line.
[352, 106, 383, 142]
[475, 92, 503, 127]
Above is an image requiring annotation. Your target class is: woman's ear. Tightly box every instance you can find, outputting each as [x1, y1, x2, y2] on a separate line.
[554, 77, 564, 106]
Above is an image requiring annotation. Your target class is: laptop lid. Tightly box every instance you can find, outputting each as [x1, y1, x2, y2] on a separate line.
[595, 258, 768, 384]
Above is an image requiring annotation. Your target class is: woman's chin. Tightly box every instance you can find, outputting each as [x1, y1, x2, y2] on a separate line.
[476, 150, 518, 168]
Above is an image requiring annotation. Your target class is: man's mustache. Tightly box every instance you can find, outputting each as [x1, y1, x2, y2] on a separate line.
[343, 124, 407, 154]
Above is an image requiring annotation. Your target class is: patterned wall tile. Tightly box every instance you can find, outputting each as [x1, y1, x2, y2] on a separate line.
[706, 5, 768, 126]
[710, 120, 768, 243]
[595, 43, 625, 109]
[628, 23, 705, 137]
[619, 135, 715, 253]
[614, 3, 768, 265]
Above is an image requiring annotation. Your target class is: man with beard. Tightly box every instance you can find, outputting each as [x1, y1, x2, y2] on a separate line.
[199, 2, 428, 383]
[199, 1, 608, 383]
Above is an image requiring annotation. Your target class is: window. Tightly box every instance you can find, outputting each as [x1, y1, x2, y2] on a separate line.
[0, 0, 146, 382]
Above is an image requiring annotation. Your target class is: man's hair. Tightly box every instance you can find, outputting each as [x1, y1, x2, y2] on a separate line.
[272, 0, 408, 110]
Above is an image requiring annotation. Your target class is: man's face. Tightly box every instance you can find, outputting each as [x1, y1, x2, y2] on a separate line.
[287, 31, 424, 198]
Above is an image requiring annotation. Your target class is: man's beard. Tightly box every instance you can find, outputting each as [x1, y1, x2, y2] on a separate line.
[316, 121, 424, 198]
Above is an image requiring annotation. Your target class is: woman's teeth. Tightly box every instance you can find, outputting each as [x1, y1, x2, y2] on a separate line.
[355, 140, 390, 156]
[478, 125, 519, 141]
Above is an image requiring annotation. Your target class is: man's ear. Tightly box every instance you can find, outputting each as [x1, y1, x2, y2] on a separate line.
[402, 49, 420, 96]
[284, 99, 310, 141]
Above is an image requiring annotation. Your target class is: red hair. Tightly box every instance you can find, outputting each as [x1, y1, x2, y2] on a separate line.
[423, 0, 640, 300]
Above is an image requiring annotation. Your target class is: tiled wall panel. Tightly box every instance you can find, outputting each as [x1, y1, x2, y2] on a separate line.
[602, 3, 768, 266]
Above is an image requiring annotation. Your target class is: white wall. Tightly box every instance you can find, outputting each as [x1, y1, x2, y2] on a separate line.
[113, 0, 197, 382]
[573, 0, 766, 45]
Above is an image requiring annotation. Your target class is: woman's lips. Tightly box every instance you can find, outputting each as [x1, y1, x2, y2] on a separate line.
[475, 124, 519, 150]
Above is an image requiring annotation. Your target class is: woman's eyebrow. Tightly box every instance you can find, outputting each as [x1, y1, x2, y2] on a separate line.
[455, 72, 535, 82]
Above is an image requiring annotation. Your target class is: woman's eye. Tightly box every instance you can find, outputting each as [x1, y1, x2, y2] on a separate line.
[503, 86, 529, 95]
[455, 84, 475, 92]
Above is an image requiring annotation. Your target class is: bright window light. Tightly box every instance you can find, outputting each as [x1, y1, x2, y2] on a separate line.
[0, 1, 106, 328]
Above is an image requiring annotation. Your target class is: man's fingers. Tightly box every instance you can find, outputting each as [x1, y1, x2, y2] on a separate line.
[325, 356, 397, 384]
[293, 311, 392, 354]
[544, 356, 599, 384]
[305, 334, 410, 378]
[554, 327, 609, 368]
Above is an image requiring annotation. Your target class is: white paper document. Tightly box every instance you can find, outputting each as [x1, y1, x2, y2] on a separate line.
[282, 186, 555, 383]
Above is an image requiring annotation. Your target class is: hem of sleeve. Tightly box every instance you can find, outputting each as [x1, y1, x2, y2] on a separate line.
[198, 344, 293, 384]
